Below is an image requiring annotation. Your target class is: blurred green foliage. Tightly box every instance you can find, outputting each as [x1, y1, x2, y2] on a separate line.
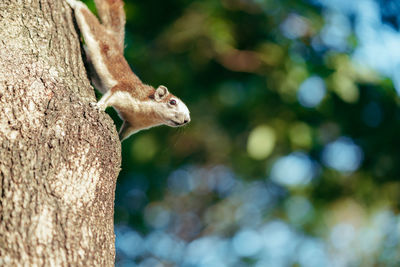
[82, 0, 400, 265]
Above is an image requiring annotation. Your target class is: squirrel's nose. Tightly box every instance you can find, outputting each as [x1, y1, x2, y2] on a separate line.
[184, 116, 190, 124]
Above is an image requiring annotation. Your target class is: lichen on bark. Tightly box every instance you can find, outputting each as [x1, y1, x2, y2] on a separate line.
[0, 0, 121, 266]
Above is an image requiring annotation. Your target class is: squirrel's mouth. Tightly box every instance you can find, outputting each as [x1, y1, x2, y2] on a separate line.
[168, 120, 187, 127]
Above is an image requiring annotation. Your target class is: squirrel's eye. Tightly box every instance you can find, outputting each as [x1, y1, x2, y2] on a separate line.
[169, 99, 177, 105]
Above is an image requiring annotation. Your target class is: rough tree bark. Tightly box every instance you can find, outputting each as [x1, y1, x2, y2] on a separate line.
[0, 0, 121, 265]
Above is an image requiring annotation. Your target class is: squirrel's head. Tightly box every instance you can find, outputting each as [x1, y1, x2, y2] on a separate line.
[153, 85, 190, 127]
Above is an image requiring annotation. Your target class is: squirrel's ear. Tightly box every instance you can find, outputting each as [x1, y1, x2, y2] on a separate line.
[155, 86, 169, 102]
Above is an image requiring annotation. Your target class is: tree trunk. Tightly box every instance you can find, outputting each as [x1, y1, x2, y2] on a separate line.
[0, 0, 121, 265]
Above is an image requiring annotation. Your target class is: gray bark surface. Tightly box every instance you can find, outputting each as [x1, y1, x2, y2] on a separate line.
[0, 0, 121, 265]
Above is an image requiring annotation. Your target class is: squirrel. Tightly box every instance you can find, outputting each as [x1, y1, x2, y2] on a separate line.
[66, 0, 190, 140]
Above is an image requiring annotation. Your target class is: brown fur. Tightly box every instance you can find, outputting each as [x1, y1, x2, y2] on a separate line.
[110, 83, 155, 101]
[119, 107, 160, 131]
[94, 0, 125, 52]
[80, 7, 151, 100]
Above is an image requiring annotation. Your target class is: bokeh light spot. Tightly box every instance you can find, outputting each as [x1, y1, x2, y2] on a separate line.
[168, 169, 194, 195]
[320, 12, 351, 51]
[232, 229, 263, 257]
[330, 223, 356, 250]
[285, 196, 313, 225]
[297, 238, 328, 267]
[144, 231, 185, 262]
[115, 226, 144, 259]
[297, 76, 326, 108]
[138, 258, 163, 267]
[144, 204, 171, 229]
[280, 13, 309, 39]
[322, 137, 363, 173]
[270, 152, 316, 187]
[331, 73, 359, 103]
[247, 125, 276, 160]
[184, 236, 237, 266]
[261, 221, 298, 259]
[131, 135, 158, 162]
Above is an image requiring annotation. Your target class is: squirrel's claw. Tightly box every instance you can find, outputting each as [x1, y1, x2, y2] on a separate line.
[89, 101, 103, 111]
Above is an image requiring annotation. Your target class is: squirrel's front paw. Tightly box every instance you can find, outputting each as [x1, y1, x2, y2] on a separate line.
[90, 101, 100, 110]
[90, 101, 107, 111]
